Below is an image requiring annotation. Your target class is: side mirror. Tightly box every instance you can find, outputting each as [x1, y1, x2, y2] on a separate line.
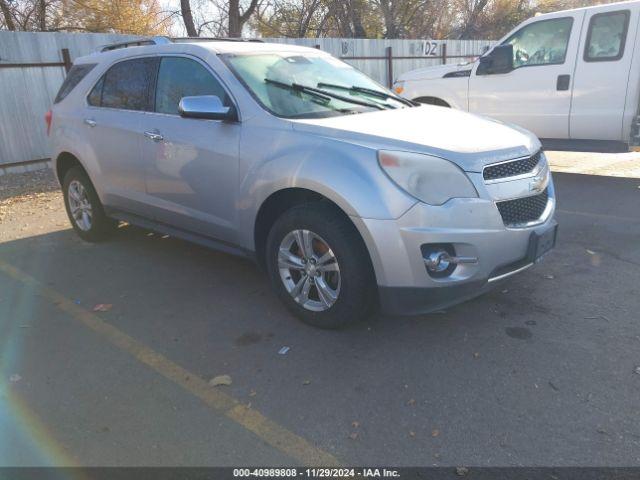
[178, 95, 237, 121]
[477, 44, 513, 75]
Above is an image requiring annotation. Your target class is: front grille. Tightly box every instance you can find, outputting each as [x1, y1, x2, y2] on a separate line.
[496, 188, 549, 226]
[483, 151, 542, 181]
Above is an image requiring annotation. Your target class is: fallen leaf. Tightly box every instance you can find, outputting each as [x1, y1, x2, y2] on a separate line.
[9, 374, 21, 383]
[348, 432, 358, 440]
[409, 431, 416, 438]
[431, 429, 440, 437]
[634, 366, 640, 375]
[249, 390, 257, 397]
[473, 352, 480, 358]
[351, 421, 360, 428]
[407, 398, 416, 406]
[456, 467, 469, 476]
[209, 374, 232, 386]
[302, 379, 311, 385]
[93, 303, 112, 312]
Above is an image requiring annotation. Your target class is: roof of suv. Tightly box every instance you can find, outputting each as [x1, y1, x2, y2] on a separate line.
[74, 38, 325, 65]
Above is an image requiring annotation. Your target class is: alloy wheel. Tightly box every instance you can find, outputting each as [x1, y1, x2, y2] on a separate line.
[278, 229, 341, 312]
[67, 180, 93, 232]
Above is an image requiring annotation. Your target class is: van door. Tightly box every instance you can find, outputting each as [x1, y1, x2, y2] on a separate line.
[138, 55, 241, 243]
[468, 11, 583, 139]
[570, 6, 638, 141]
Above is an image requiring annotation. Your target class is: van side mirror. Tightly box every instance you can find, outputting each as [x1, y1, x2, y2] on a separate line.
[178, 95, 237, 121]
[477, 44, 514, 75]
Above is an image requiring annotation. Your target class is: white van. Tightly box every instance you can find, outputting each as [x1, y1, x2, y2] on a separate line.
[394, 0, 640, 152]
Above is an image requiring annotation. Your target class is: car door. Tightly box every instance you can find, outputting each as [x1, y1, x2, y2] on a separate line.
[138, 55, 241, 243]
[85, 57, 158, 214]
[468, 12, 583, 139]
[570, 6, 637, 141]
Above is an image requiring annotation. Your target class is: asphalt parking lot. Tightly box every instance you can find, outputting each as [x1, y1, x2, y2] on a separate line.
[1, 152, 639, 467]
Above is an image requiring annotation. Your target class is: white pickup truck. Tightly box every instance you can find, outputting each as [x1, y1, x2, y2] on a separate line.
[394, 0, 640, 152]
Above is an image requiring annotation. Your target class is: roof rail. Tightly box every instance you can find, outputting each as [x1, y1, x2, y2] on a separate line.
[99, 36, 172, 52]
[171, 37, 264, 43]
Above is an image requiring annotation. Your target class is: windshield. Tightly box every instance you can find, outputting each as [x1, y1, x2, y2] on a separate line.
[224, 52, 408, 118]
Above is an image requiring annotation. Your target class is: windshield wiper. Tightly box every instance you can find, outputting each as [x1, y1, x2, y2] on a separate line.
[317, 82, 416, 107]
[264, 79, 386, 110]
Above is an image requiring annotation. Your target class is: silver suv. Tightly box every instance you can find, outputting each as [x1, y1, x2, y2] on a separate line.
[49, 37, 557, 328]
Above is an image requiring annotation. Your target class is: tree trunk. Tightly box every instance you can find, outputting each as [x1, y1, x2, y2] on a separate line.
[0, 0, 16, 30]
[180, 0, 198, 37]
[38, 0, 46, 30]
[229, 0, 259, 38]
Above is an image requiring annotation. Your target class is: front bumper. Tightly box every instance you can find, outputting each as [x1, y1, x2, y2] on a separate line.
[351, 178, 557, 315]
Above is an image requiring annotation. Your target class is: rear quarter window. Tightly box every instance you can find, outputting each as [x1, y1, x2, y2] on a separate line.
[54, 64, 96, 104]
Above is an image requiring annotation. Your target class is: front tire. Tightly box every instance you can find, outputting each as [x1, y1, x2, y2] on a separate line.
[266, 203, 376, 328]
[62, 166, 116, 242]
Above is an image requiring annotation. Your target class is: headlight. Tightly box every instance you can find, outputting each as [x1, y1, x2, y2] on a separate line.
[378, 150, 478, 205]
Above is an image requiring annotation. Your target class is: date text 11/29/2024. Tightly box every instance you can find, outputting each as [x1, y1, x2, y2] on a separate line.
[233, 468, 401, 478]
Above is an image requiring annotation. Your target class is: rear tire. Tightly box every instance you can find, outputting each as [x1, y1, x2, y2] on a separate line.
[266, 203, 376, 329]
[62, 166, 116, 242]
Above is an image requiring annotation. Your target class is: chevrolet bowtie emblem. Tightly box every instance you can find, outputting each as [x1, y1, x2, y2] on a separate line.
[529, 171, 546, 193]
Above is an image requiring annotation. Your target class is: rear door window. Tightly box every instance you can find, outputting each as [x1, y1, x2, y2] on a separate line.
[584, 10, 630, 62]
[154, 57, 228, 115]
[54, 63, 96, 104]
[96, 57, 157, 111]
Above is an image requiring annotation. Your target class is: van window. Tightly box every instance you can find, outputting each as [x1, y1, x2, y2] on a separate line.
[54, 64, 96, 104]
[98, 58, 157, 111]
[504, 17, 573, 68]
[155, 57, 228, 115]
[585, 10, 630, 62]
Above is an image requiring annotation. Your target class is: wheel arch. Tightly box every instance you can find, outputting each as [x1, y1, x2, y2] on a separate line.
[55, 151, 87, 185]
[252, 187, 384, 286]
[413, 96, 451, 107]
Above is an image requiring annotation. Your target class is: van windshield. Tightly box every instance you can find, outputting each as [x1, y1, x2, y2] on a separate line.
[224, 52, 408, 118]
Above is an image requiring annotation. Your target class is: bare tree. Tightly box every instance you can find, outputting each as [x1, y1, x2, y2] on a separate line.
[0, 0, 16, 29]
[228, 0, 259, 36]
[181, 0, 198, 36]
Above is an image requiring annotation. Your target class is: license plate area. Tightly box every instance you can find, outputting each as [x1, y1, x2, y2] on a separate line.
[529, 224, 557, 263]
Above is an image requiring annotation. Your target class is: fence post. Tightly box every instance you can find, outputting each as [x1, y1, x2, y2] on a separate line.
[61, 48, 72, 73]
[314, 44, 321, 50]
[441, 43, 447, 65]
[386, 46, 393, 88]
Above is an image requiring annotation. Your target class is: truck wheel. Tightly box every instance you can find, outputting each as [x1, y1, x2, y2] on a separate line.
[62, 166, 116, 242]
[414, 97, 450, 107]
[266, 203, 376, 328]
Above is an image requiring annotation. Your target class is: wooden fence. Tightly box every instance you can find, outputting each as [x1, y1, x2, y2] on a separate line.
[0, 32, 496, 169]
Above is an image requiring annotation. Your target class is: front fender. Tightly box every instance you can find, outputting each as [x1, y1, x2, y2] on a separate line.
[236, 128, 417, 251]
[403, 77, 469, 111]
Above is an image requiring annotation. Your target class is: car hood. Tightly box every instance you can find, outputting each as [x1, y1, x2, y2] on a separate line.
[291, 105, 541, 172]
[398, 62, 473, 82]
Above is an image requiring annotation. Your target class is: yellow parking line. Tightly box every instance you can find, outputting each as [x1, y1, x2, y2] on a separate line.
[0, 259, 339, 467]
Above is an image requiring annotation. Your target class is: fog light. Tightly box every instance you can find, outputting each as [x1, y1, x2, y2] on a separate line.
[421, 244, 478, 278]
[424, 251, 453, 273]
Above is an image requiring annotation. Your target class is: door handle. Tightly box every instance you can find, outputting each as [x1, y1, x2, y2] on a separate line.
[556, 74, 571, 91]
[84, 118, 96, 127]
[144, 131, 164, 142]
